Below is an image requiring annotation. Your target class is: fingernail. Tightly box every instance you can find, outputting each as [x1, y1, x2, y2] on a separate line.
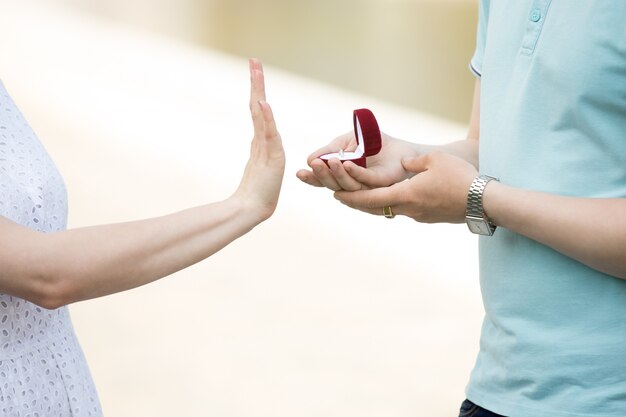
[313, 165, 322, 173]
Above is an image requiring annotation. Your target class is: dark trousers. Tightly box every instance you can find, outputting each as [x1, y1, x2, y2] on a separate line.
[458, 399, 506, 417]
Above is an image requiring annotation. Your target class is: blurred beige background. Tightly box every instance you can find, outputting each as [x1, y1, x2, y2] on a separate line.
[0, 0, 483, 416]
[36, 0, 478, 123]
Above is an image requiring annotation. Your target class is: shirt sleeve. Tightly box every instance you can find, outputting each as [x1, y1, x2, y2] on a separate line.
[469, 0, 490, 77]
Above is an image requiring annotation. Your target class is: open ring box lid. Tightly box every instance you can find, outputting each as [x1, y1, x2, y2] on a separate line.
[319, 108, 382, 168]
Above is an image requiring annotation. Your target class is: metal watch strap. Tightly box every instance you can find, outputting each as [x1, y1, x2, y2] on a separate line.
[466, 174, 498, 235]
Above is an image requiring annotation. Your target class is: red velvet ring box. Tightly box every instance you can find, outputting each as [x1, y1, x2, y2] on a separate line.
[319, 108, 382, 168]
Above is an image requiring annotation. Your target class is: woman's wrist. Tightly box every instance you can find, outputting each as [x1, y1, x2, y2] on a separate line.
[227, 191, 275, 227]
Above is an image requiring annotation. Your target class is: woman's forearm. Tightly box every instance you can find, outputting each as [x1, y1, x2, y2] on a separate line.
[0, 196, 263, 308]
[0, 58, 285, 309]
[484, 181, 626, 280]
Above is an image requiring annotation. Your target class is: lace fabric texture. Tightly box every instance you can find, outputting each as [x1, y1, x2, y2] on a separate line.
[0, 81, 102, 416]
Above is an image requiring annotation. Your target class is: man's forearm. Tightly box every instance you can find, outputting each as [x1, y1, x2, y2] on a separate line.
[408, 138, 479, 169]
[484, 181, 626, 280]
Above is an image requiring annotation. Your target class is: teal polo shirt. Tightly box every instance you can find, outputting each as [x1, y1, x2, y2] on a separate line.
[467, 1, 626, 416]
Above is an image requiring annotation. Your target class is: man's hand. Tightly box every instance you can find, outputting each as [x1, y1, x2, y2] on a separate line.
[333, 151, 477, 224]
[296, 133, 421, 191]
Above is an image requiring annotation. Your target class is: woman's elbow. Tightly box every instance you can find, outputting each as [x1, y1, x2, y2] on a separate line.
[25, 268, 78, 310]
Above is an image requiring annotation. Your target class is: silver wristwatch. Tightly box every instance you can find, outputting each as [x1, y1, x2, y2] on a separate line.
[466, 174, 498, 236]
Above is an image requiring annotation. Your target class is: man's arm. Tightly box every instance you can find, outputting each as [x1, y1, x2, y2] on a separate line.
[437, 78, 481, 168]
[297, 80, 482, 191]
[483, 183, 626, 280]
[334, 79, 626, 280]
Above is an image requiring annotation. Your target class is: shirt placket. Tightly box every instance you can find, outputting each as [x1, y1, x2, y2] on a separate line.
[520, 0, 552, 56]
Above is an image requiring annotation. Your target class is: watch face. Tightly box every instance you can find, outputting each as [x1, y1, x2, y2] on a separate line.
[466, 217, 493, 236]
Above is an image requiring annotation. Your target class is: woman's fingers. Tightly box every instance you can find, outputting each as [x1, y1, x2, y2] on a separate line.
[258, 100, 285, 165]
[249, 58, 266, 103]
[249, 59, 266, 136]
[259, 100, 278, 140]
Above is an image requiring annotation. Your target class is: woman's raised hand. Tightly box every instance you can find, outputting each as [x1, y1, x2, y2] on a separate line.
[233, 59, 286, 222]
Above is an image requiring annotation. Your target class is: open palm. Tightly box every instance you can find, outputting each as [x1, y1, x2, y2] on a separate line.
[297, 132, 418, 191]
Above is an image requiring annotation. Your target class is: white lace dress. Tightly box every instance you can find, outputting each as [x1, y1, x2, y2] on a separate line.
[0, 81, 102, 416]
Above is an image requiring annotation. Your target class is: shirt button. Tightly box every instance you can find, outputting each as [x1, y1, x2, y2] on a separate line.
[530, 9, 542, 22]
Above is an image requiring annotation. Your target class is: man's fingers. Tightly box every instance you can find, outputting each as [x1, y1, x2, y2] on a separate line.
[401, 154, 429, 174]
[297, 163, 365, 191]
[343, 162, 383, 186]
[306, 132, 356, 165]
[328, 159, 363, 191]
[334, 186, 398, 213]
[307, 147, 334, 166]
[296, 169, 324, 187]
[310, 159, 342, 191]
